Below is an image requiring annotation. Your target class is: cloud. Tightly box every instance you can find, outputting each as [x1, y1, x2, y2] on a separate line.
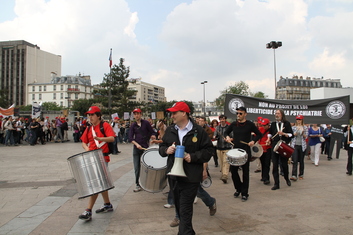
[0, 0, 352, 103]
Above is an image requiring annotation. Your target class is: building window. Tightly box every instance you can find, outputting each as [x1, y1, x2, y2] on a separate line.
[68, 85, 71, 89]
[32, 86, 35, 91]
[44, 85, 46, 91]
[39, 86, 42, 91]
[39, 94, 42, 100]
[60, 93, 63, 99]
[32, 94, 35, 100]
[75, 94, 78, 99]
[60, 101, 63, 106]
[61, 85, 63, 91]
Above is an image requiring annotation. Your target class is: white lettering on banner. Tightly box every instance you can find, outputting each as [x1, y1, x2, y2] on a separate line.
[247, 108, 274, 115]
[289, 110, 323, 116]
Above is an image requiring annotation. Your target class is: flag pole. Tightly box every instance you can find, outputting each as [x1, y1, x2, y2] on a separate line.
[108, 48, 112, 112]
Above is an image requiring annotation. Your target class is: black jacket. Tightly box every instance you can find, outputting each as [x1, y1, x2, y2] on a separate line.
[159, 119, 213, 183]
[269, 120, 293, 146]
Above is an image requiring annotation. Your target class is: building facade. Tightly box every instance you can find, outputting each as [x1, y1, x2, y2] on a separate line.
[127, 78, 166, 103]
[276, 76, 342, 100]
[28, 75, 93, 108]
[193, 101, 223, 118]
[0, 40, 62, 106]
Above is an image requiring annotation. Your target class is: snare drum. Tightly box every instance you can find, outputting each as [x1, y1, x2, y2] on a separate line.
[274, 140, 294, 158]
[67, 149, 114, 199]
[226, 148, 248, 166]
[139, 148, 168, 193]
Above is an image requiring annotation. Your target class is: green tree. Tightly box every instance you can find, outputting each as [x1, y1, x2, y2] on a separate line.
[95, 58, 136, 115]
[42, 102, 62, 111]
[0, 88, 10, 108]
[71, 98, 97, 116]
[215, 81, 267, 109]
[251, 91, 267, 98]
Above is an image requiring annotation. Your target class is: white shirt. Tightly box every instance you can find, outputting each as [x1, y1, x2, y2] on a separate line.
[174, 120, 193, 145]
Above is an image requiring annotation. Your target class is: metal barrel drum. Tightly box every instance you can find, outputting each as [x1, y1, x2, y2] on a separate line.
[67, 149, 114, 199]
[139, 148, 168, 193]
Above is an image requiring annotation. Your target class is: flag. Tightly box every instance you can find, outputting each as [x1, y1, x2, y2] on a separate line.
[109, 48, 112, 68]
[0, 104, 15, 117]
[32, 102, 41, 118]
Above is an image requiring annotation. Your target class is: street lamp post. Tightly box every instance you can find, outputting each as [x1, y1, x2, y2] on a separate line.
[266, 41, 282, 99]
[201, 81, 208, 117]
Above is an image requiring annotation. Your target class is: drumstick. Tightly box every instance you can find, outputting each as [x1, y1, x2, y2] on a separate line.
[141, 147, 148, 151]
[271, 127, 284, 139]
[240, 141, 248, 145]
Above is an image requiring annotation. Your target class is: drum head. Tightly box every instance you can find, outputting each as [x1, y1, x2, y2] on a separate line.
[201, 177, 212, 188]
[251, 144, 263, 158]
[142, 149, 167, 169]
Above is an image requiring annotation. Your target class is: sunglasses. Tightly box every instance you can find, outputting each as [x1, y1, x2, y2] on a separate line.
[236, 112, 244, 115]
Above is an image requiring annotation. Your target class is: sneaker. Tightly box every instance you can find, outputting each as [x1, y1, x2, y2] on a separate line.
[170, 218, 180, 227]
[209, 199, 217, 216]
[95, 204, 113, 213]
[79, 210, 92, 221]
[299, 176, 304, 180]
[241, 195, 249, 202]
[193, 196, 198, 204]
[290, 176, 297, 181]
[164, 204, 173, 208]
[133, 185, 142, 192]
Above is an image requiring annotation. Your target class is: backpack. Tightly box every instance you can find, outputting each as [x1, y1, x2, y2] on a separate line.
[88, 122, 114, 155]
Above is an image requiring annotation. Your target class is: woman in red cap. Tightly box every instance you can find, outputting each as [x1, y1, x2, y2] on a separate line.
[290, 115, 308, 180]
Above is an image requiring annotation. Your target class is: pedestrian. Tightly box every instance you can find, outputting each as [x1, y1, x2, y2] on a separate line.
[290, 115, 308, 181]
[344, 125, 353, 175]
[78, 106, 116, 221]
[214, 115, 232, 183]
[224, 107, 262, 200]
[308, 123, 323, 166]
[128, 108, 157, 192]
[258, 118, 272, 185]
[266, 109, 293, 190]
[159, 101, 214, 234]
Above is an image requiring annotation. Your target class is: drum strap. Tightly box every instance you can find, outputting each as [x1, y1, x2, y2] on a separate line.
[91, 126, 106, 148]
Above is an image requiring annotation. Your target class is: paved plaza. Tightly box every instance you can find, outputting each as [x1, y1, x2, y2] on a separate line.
[0, 134, 353, 235]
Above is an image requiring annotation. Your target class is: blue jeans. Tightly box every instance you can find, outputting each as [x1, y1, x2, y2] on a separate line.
[133, 148, 144, 185]
[197, 185, 215, 207]
[5, 130, 14, 145]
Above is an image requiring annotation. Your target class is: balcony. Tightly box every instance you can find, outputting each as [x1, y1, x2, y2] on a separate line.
[67, 88, 80, 92]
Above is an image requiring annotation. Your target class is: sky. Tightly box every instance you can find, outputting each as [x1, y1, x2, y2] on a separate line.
[0, 0, 352, 103]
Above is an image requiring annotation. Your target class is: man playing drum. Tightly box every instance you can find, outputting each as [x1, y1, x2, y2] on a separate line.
[159, 101, 214, 235]
[128, 108, 157, 192]
[224, 107, 262, 202]
[78, 106, 116, 221]
[266, 109, 293, 190]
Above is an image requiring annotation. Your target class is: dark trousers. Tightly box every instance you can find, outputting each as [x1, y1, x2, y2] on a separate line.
[347, 148, 353, 174]
[230, 160, 250, 197]
[173, 180, 199, 235]
[292, 145, 304, 177]
[112, 136, 119, 154]
[325, 139, 331, 158]
[212, 147, 218, 165]
[260, 150, 271, 181]
[272, 151, 289, 186]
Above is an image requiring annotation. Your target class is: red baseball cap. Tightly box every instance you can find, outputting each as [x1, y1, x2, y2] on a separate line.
[132, 108, 142, 113]
[257, 116, 263, 122]
[166, 102, 190, 113]
[296, 115, 303, 120]
[0, 115, 3, 118]
[260, 118, 270, 125]
[114, 117, 120, 120]
[46, 116, 49, 118]
[85, 106, 101, 114]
